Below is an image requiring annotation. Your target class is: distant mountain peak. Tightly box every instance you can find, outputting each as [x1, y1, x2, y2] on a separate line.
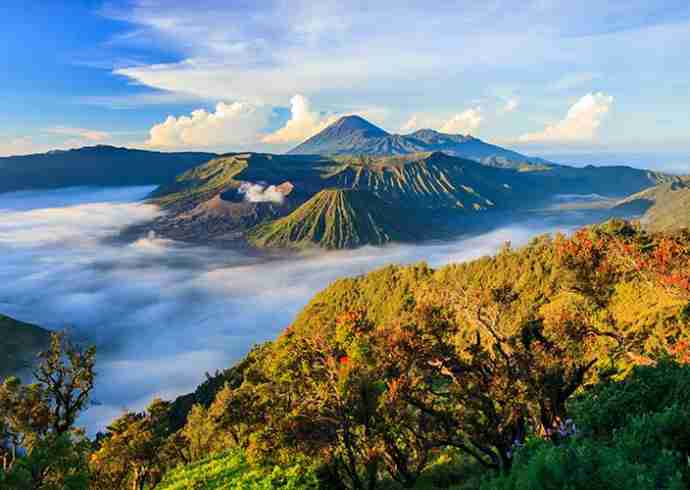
[287, 115, 540, 169]
[407, 128, 474, 145]
[321, 115, 389, 138]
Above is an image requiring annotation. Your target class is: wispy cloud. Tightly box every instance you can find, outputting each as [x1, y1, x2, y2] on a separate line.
[549, 72, 601, 91]
[501, 98, 520, 113]
[77, 92, 206, 109]
[400, 108, 483, 135]
[0, 137, 42, 157]
[46, 126, 111, 142]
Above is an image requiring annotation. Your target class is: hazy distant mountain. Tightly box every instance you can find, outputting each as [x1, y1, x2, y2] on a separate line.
[0, 313, 50, 379]
[288, 115, 549, 169]
[0, 145, 216, 193]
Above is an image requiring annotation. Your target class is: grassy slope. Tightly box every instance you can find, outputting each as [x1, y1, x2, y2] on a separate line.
[0, 314, 51, 379]
[248, 189, 412, 249]
[158, 450, 317, 490]
[616, 178, 690, 232]
[326, 153, 516, 209]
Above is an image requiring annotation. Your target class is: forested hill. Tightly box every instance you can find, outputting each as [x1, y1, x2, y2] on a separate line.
[0, 146, 216, 193]
[3, 221, 690, 488]
[0, 313, 50, 379]
[152, 220, 690, 489]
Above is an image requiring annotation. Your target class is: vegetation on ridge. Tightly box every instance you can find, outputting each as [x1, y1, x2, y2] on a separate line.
[4, 220, 690, 489]
[0, 314, 51, 379]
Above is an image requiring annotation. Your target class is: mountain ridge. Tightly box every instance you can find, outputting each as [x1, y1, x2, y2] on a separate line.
[0, 145, 216, 193]
[141, 149, 676, 249]
[288, 115, 549, 169]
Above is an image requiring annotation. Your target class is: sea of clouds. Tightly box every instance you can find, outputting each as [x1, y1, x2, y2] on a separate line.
[0, 187, 611, 432]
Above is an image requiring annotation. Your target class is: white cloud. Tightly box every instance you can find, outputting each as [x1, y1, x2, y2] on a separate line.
[518, 92, 614, 143]
[549, 72, 600, 91]
[502, 98, 519, 113]
[400, 115, 424, 133]
[399, 108, 483, 135]
[262, 95, 337, 144]
[47, 127, 111, 142]
[238, 182, 287, 204]
[145, 101, 270, 149]
[440, 108, 483, 134]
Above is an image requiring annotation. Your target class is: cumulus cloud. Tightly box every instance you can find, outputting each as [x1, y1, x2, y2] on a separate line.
[0, 186, 632, 433]
[440, 108, 483, 134]
[399, 108, 483, 135]
[399, 115, 423, 133]
[502, 98, 519, 113]
[518, 92, 614, 143]
[47, 126, 111, 142]
[238, 182, 286, 204]
[262, 95, 337, 144]
[145, 101, 270, 149]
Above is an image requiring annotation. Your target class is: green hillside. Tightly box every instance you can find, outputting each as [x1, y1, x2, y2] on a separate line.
[248, 189, 412, 249]
[0, 313, 51, 379]
[143, 136, 675, 250]
[157, 450, 318, 489]
[615, 178, 690, 232]
[327, 153, 515, 209]
[7, 222, 690, 489]
[153, 221, 690, 490]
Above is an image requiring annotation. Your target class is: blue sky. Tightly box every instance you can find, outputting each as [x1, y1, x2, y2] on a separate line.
[1, 0, 689, 171]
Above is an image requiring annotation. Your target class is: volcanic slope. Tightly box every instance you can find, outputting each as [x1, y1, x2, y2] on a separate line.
[248, 189, 413, 249]
[145, 148, 675, 249]
[288, 115, 548, 169]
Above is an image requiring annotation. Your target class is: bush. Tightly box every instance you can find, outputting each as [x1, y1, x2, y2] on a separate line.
[570, 360, 690, 439]
[480, 362, 690, 490]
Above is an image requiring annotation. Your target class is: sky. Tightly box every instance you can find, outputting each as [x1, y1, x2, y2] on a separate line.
[1, 0, 689, 168]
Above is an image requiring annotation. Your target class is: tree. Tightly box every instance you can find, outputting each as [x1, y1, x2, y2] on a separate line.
[90, 399, 179, 490]
[0, 332, 95, 488]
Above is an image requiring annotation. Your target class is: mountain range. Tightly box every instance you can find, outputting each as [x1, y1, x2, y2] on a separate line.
[142, 115, 678, 249]
[0, 115, 684, 249]
[288, 115, 550, 169]
[0, 145, 215, 193]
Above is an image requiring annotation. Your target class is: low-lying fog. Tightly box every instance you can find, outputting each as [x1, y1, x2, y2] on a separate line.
[0, 187, 617, 432]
